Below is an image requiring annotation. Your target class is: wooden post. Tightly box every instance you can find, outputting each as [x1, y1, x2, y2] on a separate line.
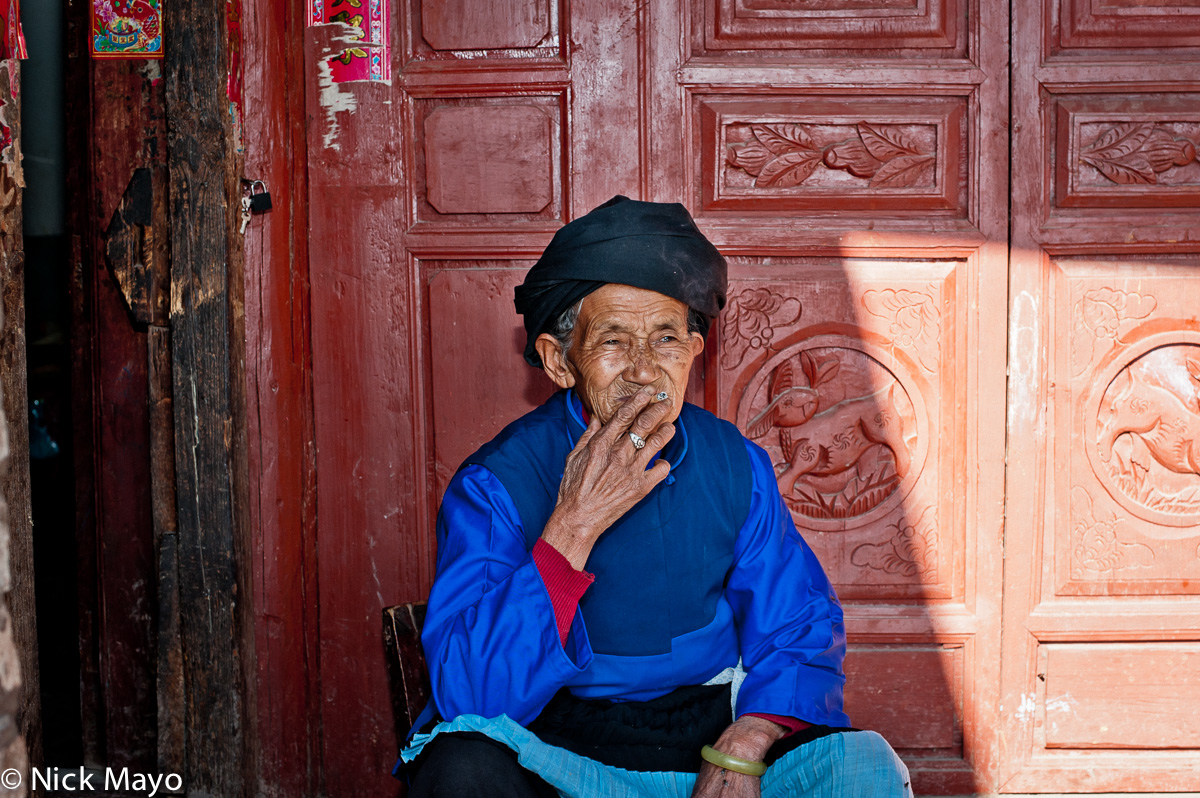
[163, 0, 249, 793]
[0, 205, 31, 798]
[0, 56, 41, 784]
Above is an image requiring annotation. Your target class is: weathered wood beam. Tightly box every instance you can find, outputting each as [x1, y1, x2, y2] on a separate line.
[104, 164, 183, 778]
[105, 167, 170, 327]
[0, 56, 42, 780]
[148, 325, 183, 782]
[163, 0, 248, 794]
[0, 199, 31, 797]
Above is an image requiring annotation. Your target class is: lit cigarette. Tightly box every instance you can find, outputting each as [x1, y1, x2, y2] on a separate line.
[655, 392, 669, 402]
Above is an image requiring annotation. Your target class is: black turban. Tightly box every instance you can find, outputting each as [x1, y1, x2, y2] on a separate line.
[514, 196, 728, 368]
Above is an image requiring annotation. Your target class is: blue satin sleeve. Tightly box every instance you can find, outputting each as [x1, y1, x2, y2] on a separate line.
[421, 465, 593, 726]
[726, 441, 851, 727]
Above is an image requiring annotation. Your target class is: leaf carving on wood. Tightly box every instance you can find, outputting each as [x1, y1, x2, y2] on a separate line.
[850, 505, 938, 580]
[727, 124, 822, 188]
[857, 123, 921, 161]
[870, 154, 936, 188]
[1080, 123, 1198, 186]
[720, 287, 803, 370]
[727, 121, 936, 190]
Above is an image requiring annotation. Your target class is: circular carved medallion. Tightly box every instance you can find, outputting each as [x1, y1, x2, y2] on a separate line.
[1087, 340, 1200, 530]
[736, 336, 929, 531]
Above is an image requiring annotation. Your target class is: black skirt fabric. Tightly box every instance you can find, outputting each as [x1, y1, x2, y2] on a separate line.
[526, 684, 734, 773]
[408, 683, 858, 777]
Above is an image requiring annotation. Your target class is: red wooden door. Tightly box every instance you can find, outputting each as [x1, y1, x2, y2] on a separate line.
[243, 0, 1200, 792]
[1001, 0, 1200, 790]
[257, 0, 1012, 793]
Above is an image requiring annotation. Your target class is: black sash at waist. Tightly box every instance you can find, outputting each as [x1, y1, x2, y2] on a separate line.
[527, 683, 734, 772]
[527, 683, 857, 773]
[410, 683, 858, 776]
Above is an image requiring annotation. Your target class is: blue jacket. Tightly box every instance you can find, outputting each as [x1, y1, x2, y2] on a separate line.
[413, 390, 849, 737]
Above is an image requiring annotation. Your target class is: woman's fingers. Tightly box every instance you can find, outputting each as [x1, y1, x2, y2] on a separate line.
[572, 414, 602, 451]
[598, 387, 655, 444]
[635, 422, 675, 468]
[643, 458, 672, 489]
[628, 395, 673, 440]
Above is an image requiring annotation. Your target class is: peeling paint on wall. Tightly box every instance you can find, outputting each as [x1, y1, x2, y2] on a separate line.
[1009, 290, 1041, 429]
[316, 54, 357, 151]
[1014, 691, 1036, 723]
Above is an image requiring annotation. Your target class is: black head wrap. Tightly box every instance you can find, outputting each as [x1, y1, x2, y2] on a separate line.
[514, 196, 728, 368]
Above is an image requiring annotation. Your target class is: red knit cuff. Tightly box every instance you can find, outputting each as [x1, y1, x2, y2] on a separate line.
[532, 539, 595, 645]
[743, 713, 812, 737]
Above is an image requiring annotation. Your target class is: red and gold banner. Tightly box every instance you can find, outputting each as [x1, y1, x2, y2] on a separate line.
[92, 0, 163, 59]
[308, 0, 390, 83]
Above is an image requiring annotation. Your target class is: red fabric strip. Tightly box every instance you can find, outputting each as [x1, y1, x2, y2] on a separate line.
[532, 538, 595, 645]
[744, 712, 811, 737]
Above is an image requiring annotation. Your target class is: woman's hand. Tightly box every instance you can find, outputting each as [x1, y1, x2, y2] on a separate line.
[540, 386, 676, 570]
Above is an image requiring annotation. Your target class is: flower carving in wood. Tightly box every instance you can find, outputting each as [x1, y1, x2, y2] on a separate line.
[1080, 123, 1198, 185]
[862, 288, 941, 374]
[850, 505, 938, 579]
[1070, 486, 1153, 579]
[720, 287, 802, 370]
[726, 122, 936, 189]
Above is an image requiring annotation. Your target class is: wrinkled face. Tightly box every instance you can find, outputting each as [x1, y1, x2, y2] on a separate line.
[537, 284, 705, 425]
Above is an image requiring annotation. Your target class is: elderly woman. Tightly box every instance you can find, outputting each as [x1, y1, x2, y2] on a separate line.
[395, 197, 910, 798]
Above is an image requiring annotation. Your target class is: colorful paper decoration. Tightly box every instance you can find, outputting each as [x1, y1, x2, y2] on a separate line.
[0, 0, 28, 60]
[91, 0, 163, 59]
[308, 0, 390, 83]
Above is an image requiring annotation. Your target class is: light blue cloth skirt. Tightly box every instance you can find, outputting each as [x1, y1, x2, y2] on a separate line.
[400, 715, 913, 798]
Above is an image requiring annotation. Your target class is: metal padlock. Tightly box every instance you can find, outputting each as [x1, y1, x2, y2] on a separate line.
[248, 180, 273, 214]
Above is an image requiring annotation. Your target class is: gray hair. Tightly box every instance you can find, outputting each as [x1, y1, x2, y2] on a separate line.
[549, 299, 705, 360]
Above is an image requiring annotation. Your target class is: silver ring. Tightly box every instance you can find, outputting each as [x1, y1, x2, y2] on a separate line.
[628, 432, 646, 450]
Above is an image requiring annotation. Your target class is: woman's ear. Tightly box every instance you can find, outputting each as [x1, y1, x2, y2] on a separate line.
[689, 331, 705, 358]
[535, 334, 576, 390]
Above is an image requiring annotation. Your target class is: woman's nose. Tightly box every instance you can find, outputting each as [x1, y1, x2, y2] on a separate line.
[623, 341, 659, 384]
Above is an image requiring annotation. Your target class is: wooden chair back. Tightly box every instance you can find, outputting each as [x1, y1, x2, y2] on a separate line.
[382, 602, 431, 749]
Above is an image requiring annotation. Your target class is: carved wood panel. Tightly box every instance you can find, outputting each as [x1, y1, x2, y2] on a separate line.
[1056, 0, 1200, 51]
[1005, 0, 1200, 788]
[844, 644, 965, 754]
[424, 263, 555, 499]
[1040, 643, 1200, 749]
[1052, 256, 1200, 596]
[698, 94, 969, 216]
[276, 0, 1008, 793]
[422, 0, 552, 51]
[716, 258, 963, 600]
[403, 0, 564, 66]
[695, 0, 967, 56]
[1053, 94, 1200, 211]
[411, 94, 566, 228]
